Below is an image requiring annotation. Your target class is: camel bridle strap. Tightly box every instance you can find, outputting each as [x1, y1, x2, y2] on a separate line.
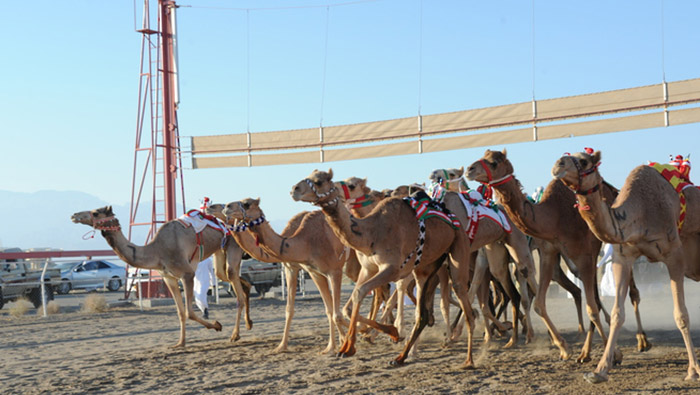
[93, 216, 121, 232]
[227, 215, 266, 233]
[488, 173, 514, 187]
[304, 178, 338, 207]
[564, 155, 602, 196]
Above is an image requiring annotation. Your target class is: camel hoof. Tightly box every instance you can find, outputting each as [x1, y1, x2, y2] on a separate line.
[171, 342, 185, 349]
[583, 372, 607, 384]
[230, 333, 241, 342]
[576, 355, 591, 364]
[637, 333, 652, 352]
[212, 321, 223, 332]
[246, 320, 253, 331]
[460, 362, 475, 370]
[684, 371, 700, 381]
[503, 338, 516, 349]
[388, 359, 405, 367]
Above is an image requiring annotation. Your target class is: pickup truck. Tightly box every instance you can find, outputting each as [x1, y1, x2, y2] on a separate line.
[235, 259, 283, 296]
[0, 262, 60, 309]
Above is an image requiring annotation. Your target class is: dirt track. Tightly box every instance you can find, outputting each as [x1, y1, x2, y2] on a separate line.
[2, 284, 700, 394]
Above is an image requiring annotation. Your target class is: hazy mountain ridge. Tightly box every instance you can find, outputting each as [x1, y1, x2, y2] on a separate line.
[0, 190, 288, 252]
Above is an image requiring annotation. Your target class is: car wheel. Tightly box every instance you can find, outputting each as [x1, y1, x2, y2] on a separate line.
[254, 283, 271, 296]
[29, 286, 52, 308]
[57, 279, 71, 295]
[107, 278, 121, 292]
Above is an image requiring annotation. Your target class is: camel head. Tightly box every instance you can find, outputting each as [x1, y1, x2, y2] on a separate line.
[204, 203, 226, 221]
[222, 198, 263, 225]
[466, 149, 513, 184]
[551, 148, 602, 194]
[290, 169, 338, 206]
[335, 176, 369, 201]
[391, 183, 425, 198]
[429, 167, 467, 192]
[71, 206, 115, 227]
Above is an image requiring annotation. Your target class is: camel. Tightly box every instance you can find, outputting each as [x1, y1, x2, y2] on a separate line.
[291, 169, 477, 368]
[431, 166, 587, 333]
[427, 169, 538, 347]
[552, 150, 700, 383]
[71, 206, 226, 347]
[337, 177, 451, 345]
[466, 149, 650, 363]
[222, 199, 356, 354]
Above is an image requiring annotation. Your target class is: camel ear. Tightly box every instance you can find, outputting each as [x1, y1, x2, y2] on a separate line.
[593, 150, 602, 165]
[361, 178, 367, 187]
[458, 166, 464, 176]
[106, 206, 113, 216]
[327, 168, 334, 179]
[502, 148, 508, 157]
[254, 198, 260, 205]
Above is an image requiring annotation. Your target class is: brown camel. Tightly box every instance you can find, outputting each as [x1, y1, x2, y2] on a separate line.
[467, 149, 650, 363]
[71, 206, 224, 347]
[431, 166, 587, 333]
[552, 150, 700, 383]
[291, 169, 477, 368]
[337, 177, 451, 346]
[222, 199, 355, 354]
[427, 169, 538, 347]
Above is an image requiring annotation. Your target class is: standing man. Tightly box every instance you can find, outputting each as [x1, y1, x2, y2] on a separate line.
[194, 197, 216, 318]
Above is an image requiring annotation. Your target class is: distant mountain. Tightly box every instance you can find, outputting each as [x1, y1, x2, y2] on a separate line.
[0, 190, 133, 251]
[0, 190, 288, 253]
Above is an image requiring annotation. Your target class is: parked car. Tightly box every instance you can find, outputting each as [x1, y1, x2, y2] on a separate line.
[224, 259, 282, 296]
[55, 260, 126, 294]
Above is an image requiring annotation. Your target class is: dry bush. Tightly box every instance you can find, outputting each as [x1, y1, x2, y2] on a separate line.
[45, 300, 61, 315]
[81, 294, 109, 313]
[9, 298, 32, 318]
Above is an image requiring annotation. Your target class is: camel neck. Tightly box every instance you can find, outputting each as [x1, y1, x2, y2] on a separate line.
[230, 228, 279, 263]
[575, 183, 626, 244]
[491, 177, 556, 240]
[320, 200, 372, 255]
[101, 228, 161, 271]
[245, 220, 308, 263]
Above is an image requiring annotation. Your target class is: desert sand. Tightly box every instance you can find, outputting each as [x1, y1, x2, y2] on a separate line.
[2, 280, 700, 394]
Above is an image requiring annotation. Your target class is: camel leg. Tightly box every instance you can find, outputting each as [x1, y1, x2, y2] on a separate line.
[532, 249, 571, 360]
[584, 252, 635, 383]
[448, 243, 477, 369]
[306, 270, 338, 354]
[391, 260, 443, 365]
[180, 272, 223, 331]
[328, 270, 350, 347]
[162, 276, 188, 348]
[394, 276, 412, 339]
[552, 262, 585, 333]
[576, 255, 619, 365]
[503, 237, 537, 344]
[225, 264, 251, 342]
[485, 245, 520, 348]
[337, 265, 400, 358]
[628, 274, 651, 352]
[275, 265, 299, 353]
[437, 264, 455, 345]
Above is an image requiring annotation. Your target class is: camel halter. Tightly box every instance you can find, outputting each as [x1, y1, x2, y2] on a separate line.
[338, 181, 373, 210]
[475, 159, 513, 200]
[304, 178, 338, 207]
[84, 216, 121, 239]
[227, 215, 266, 233]
[562, 154, 601, 197]
[436, 170, 469, 192]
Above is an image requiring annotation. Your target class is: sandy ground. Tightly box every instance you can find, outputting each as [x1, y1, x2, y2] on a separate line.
[2, 281, 700, 394]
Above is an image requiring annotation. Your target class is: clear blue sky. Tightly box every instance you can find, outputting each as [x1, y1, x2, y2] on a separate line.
[2, 0, 700, 236]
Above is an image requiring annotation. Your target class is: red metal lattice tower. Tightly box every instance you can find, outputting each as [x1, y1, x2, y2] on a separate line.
[130, 0, 186, 243]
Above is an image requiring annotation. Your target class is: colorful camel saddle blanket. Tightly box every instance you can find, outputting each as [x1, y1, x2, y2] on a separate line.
[403, 191, 461, 229]
[177, 209, 227, 234]
[428, 183, 511, 240]
[648, 162, 698, 231]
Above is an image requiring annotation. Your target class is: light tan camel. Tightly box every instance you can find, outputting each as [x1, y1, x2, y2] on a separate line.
[223, 199, 358, 355]
[431, 166, 587, 333]
[291, 169, 477, 368]
[71, 206, 224, 347]
[337, 177, 449, 346]
[552, 150, 700, 383]
[427, 168, 538, 347]
[467, 149, 650, 363]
